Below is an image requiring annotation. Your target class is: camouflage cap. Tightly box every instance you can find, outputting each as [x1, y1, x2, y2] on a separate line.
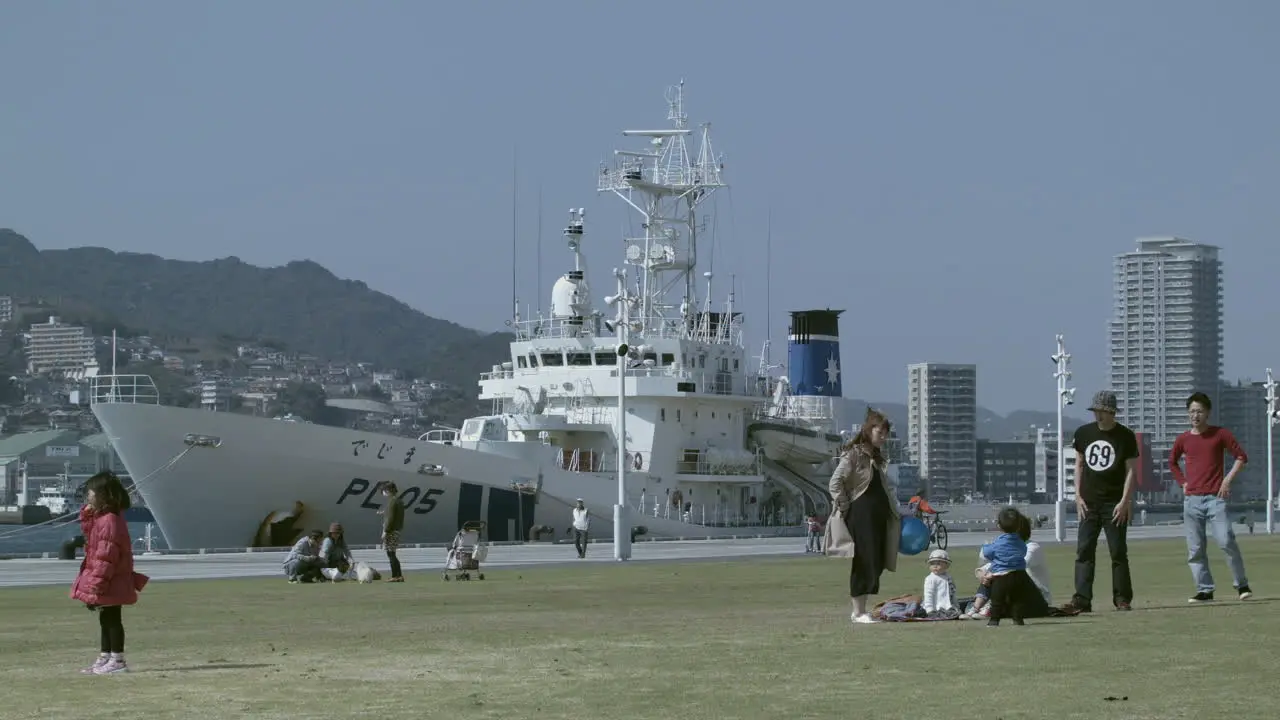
[1089, 390, 1118, 414]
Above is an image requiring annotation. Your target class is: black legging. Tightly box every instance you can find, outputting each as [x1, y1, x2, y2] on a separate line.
[387, 550, 402, 579]
[98, 606, 124, 653]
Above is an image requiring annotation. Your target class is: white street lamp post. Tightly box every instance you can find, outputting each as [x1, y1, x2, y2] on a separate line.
[1265, 368, 1277, 535]
[611, 267, 633, 561]
[1053, 334, 1075, 543]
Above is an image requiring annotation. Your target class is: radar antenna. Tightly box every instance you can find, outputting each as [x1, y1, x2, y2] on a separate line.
[598, 80, 728, 342]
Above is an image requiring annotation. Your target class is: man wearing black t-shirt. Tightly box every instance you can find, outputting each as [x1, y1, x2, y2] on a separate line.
[1068, 390, 1139, 612]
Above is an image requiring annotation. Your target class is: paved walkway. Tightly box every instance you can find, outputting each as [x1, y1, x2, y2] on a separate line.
[0, 525, 1193, 589]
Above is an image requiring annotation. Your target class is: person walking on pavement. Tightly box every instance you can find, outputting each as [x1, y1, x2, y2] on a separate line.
[571, 498, 590, 558]
[1067, 391, 1139, 612]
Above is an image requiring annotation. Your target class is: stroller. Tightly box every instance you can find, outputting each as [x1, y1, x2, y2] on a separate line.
[442, 521, 488, 581]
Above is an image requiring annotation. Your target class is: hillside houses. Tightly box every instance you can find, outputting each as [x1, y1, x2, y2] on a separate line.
[5, 326, 458, 442]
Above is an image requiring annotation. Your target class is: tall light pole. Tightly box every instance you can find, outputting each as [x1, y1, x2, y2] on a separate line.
[1052, 335, 1076, 543]
[610, 267, 633, 561]
[1265, 368, 1278, 535]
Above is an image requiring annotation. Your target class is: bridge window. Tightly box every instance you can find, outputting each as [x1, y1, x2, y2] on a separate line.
[662, 353, 675, 366]
[567, 352, 592, 366]
[594, 352, 617, 365]
[643, 352, 657, 365]
[661, 408, 666, 422]
[516, 356, 528, 369]
[540, 353, 564, 366]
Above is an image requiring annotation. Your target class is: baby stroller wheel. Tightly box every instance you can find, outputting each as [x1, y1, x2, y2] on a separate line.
[478, 573, 485, 580]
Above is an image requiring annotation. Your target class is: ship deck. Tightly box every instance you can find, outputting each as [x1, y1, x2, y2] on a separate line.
[0, 525, 1193, 588]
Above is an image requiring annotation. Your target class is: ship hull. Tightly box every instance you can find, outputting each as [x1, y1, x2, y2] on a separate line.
[93, 403, 790, 550]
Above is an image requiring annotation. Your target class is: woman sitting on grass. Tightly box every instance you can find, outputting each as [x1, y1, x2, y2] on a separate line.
[965, 510, 1051, 624]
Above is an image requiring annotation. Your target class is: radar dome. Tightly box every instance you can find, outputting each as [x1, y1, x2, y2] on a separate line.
[551, 270, 588, 319]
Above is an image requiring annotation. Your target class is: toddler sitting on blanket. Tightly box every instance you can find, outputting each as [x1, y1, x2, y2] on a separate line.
[921, 549, 961, 618]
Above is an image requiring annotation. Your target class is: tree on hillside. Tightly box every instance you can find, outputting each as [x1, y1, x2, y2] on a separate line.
[270, 381, 344, 426]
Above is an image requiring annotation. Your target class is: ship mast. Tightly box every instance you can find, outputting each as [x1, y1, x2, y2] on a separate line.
[597, 80, 727, 339]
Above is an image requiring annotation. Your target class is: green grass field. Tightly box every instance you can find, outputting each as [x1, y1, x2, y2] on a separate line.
[3, 537, 1278, 720]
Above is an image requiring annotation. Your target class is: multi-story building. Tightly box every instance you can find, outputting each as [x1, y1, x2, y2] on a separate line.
[26, 316, 95, 375]
[889, 463, 920, 504]
[0, 295, 13, 324]
[1217, 379, 1278, 501]
[1033, 427, 1059, 498]
[200, 379, 233, 412]
[1109, 237, 1223, 492]
[977, 439, 1039, 502]
[1062, 432, 1159, 501]
[907, 362, 978, 499]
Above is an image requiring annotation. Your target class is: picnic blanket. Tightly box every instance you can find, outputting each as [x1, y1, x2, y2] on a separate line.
[870, 594, 1084, 622]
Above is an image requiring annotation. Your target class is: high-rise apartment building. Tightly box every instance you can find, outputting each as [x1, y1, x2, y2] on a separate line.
[1217, 379, 1278, 500]
[1109, 237, 1223, 494]
[907, 362, 978, 499]
[26, 316, 96, 375]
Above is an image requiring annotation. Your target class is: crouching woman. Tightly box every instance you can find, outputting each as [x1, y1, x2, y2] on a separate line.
[826, 408, 902, 624]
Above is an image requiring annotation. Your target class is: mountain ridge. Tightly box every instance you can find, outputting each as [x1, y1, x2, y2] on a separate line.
[0, 228, 514, 395]
[0, 228, 1088, 436]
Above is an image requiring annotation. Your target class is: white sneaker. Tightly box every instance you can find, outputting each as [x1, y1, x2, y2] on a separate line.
[93, 659, 128, 675]
[851, 613, 879, 624]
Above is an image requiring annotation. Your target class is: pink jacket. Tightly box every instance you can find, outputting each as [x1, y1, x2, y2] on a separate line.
[70, 506, 148, 607]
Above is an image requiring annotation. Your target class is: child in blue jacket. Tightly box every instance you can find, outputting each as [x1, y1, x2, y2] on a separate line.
[980, 507, 1040, 627]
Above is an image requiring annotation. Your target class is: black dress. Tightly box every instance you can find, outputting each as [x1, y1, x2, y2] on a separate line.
[846, 467, 892, 597]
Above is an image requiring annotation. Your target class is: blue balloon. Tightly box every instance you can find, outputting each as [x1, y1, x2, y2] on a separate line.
[899, 517, 931, 556]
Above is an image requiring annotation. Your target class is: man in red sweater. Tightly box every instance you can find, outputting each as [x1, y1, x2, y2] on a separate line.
[1169, 391, 1253, 603]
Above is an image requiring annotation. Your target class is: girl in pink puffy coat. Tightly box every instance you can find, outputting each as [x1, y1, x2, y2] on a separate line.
[70, 472, 149, 675]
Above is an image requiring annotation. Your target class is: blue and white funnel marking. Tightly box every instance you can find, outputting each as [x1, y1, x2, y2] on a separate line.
[786, 309, 844, 397]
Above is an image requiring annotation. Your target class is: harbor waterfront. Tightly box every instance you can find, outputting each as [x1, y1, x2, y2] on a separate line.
[0, 524, 1199, 589]
[1, 506, 1264, 559]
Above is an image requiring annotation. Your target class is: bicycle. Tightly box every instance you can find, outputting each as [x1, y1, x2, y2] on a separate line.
[916, 510, 949, 551]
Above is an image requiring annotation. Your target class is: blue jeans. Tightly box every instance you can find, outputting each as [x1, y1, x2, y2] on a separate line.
[1184, 494, 1248, 593]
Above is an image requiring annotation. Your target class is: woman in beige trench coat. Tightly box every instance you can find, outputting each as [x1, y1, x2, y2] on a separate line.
[825, 407, 902, 623]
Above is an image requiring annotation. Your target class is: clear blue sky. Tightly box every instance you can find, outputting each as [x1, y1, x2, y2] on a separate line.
[2, 1, 1277, 413]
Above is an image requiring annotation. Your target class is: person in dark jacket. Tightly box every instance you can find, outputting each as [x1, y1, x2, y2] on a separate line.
[378, 482, 406, 582]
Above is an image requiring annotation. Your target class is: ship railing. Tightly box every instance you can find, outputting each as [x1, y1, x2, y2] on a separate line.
[88, 375, 161, 405]
[597, 164, 723, 193]
[419, 429, 458, 445]
[752, 395, 838, 424]
[481, 366, 771, 398]
[510, 314, 743, 346]
[631, 492, 803, 530]
[675, 452, 762, 477]
[552, 447, 652, 473]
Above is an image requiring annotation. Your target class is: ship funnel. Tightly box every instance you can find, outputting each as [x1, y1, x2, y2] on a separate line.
[786, 309, 844, 397]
